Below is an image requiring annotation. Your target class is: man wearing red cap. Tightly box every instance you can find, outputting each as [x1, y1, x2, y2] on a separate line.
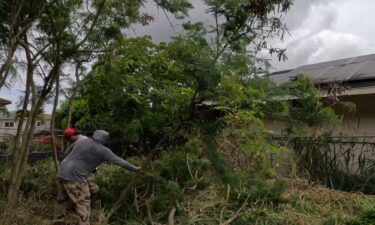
[63, 128, 86, 144]
[55, 128, 93, 224]
[54, 129, 141, 225]
[62, 128, 97, 195]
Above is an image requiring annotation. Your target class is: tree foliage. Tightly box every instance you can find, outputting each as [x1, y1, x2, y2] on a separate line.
[282, 75, 339, 136]
[54, 0, 298, 187]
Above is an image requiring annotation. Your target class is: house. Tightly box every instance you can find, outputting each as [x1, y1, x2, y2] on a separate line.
[0, 98, 11, 107]
[267, 53, 375, 136]
[0, 111, 52, 142]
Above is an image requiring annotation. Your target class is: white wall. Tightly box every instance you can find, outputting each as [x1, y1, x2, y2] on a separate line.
[0, 116, 51, 142]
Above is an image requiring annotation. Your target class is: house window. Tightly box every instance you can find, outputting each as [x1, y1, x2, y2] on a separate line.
[37, 121, 41, 127]
[4, 122, 14, 128]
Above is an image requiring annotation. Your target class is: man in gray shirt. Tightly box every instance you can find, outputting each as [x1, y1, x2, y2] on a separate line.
[61, 128, 96, 205]
[55, 130, 141, 225]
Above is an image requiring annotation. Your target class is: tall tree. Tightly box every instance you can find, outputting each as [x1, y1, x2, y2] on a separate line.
[0, 0, 47, 88]
[64, 1, 293, 219]
[205, 0, 292, 61]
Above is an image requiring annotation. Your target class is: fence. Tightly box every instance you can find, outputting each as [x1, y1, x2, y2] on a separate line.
[274, 135, 375, 194]
[0, 129, 90, 166]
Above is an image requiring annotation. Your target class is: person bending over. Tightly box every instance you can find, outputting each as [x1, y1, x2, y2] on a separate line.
[55, 130, 141, 225]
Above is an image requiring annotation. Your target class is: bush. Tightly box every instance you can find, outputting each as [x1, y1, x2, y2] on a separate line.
[19, 159, 56, 199]
[30, 143, 51, 152]
[0, 141, 9, 152]
[345, 209, 375, 225]
[95, 140, 211, 223]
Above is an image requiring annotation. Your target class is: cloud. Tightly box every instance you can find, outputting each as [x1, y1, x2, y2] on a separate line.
[130, 0, 375, 72]
[307, 31, 374, 63]
[270, 0, 375, 70]
[284, 0, 337, 30]
[272, 30, 375, 68]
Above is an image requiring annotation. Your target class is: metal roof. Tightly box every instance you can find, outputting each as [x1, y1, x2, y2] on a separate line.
[0, 98, 11, 106]
[270, 53, 375, 86]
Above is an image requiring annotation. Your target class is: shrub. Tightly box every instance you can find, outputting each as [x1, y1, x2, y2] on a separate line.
[345, 209, 375, 225]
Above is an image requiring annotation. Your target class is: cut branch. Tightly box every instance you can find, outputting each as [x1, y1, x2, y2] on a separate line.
[168, 207, 177, 225]
[220, 195, 250, 225]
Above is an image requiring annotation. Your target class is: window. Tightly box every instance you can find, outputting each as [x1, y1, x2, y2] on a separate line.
[4, 122, 14, 128]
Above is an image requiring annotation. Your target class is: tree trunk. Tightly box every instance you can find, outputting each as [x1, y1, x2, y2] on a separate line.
[0, 61, 33, 225]
[50, 76, 64, 219]
[66, 90, 78, 129]
[0, 42, 17, 88]
[0, 58, 61, 225]
[66, 61, 81, 128]
[51, 76, 60, 171]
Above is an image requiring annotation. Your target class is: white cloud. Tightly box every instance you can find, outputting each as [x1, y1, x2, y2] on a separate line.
[270, 0, 375, 70]
[307, 31, 374, 63]
[129, 0, 375, 72]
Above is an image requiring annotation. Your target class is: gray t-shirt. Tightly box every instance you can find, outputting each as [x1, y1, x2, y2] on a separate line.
[57, 130, 138, 181]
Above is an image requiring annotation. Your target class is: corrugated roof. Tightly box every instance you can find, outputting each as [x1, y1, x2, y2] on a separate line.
[270, 53, 375, 85]
[0, 98, 11, 106]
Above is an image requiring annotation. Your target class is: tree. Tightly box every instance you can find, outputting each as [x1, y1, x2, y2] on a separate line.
[62, 1, 294, 218]
[0, 0, 48, 88]
[2, 0, 293, 223]
[204, 0, 292, 61]
[64, 1, 293, 164]
[282, 75, 340, 136]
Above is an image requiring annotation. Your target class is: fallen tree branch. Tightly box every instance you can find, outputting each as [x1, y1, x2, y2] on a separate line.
[168, 207, 176, 225]
[133, 188, 139, 212]
[220, 185, 231, 224]
[146, 200, 155, 225]
[220, 194, 250, 225]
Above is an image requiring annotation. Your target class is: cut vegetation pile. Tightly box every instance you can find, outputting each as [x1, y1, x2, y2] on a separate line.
[1, 160, 374, 225]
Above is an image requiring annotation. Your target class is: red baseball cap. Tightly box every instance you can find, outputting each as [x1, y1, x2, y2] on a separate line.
[64, 128, 76, 137]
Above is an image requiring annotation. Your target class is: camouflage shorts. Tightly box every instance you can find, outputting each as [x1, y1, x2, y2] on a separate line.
[87, 176, 99, 205]
[54, 179, 94, 225]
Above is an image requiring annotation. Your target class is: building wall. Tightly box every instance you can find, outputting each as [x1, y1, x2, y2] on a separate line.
[264, 93, 375, 175]
[334, 94, 375, 136]
[264, 118, 284, 136]
[0, 115, 51, 142]
[264, 94, 375, 136]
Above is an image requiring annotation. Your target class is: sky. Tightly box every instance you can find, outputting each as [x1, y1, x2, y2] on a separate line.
[270, 0, 375, 70]
[2, 0, 375, 112]
[129, 0, 375, 70]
